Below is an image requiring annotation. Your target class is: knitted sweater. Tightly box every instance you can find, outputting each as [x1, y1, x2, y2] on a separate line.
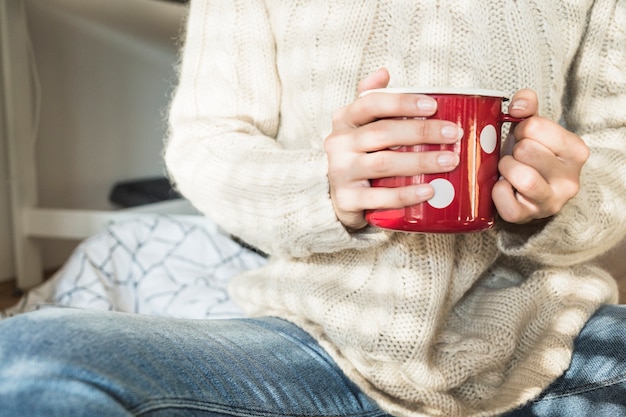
[165, 1, 626, 416]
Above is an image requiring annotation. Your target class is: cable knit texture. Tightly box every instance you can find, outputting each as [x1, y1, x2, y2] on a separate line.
[165, 1, 626, 416]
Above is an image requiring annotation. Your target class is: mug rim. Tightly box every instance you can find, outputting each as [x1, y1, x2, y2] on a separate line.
[360, 87, 509, 99]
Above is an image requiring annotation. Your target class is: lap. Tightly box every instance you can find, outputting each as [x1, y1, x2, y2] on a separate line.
[2, 305, 625, 416]
[0, 308, 386, 417]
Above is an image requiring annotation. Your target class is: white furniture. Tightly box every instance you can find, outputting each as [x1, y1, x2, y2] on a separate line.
[0, 0, 43, 289]
[0, 0, 195, 290]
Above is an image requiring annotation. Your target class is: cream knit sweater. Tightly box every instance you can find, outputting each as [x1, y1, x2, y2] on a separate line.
[165, 1, 626, 416]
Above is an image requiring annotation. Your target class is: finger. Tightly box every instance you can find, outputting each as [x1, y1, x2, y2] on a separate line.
[339, 183, 435, 213]
[510, 137, 561, 181]
[357, 150, 460, 180]
[512, 117, 590, 164]
[354, 118, 464, 152]
[357, 68, 391, 94]
[498, 155, 552, 205]
[507, 89, 539, 118]
[336, 92, 438, 129]
[492, 178, 534, 223]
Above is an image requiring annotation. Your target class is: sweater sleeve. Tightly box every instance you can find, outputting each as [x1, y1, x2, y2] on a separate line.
[497, 0, 626, 266]
[164, 0, 388, 257]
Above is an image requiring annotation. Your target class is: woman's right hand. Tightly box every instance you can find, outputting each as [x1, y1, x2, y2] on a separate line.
[324, 68, 463, 230]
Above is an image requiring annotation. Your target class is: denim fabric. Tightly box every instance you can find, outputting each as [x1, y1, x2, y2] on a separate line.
[0, 305, 624, 417]
[0, 309, 387, 417]
[504, 305, 626, 417]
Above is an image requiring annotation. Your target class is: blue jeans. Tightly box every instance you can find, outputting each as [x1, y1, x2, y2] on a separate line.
[0, 305, 624, 417]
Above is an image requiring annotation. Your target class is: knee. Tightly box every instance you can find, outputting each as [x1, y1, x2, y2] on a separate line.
[0, 311, 76, 383]
[0, 308, 101, 360]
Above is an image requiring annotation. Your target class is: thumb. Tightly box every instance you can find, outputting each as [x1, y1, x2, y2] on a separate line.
[357, 68, 390, 95]
[508, 88, 539, 118]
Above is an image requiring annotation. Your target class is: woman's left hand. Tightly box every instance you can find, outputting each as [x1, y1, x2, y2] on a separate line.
[492, 89, 590, 224]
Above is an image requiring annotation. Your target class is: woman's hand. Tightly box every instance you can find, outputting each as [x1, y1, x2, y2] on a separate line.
[493, 89, 590, 224]
[324, 68, 463, 230]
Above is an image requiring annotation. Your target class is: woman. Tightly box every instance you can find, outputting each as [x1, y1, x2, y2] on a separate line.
[1, 1, 625, 416]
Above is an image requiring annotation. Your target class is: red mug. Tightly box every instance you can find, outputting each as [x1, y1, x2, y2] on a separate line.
[361, 88, 523, 233]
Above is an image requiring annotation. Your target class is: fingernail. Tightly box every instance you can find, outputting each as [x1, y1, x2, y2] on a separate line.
[441, 125, 464, 140]
[417, 98, 437, 111]
[509, 99, 529, 111]
[438, 153, 460, 167]
[415, 185, 433, 198]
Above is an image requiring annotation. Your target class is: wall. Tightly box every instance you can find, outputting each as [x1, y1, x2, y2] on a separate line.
[0, 0, 188, 279]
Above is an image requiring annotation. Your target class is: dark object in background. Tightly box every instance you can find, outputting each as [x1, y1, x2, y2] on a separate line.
[109, 177, 182, 208]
